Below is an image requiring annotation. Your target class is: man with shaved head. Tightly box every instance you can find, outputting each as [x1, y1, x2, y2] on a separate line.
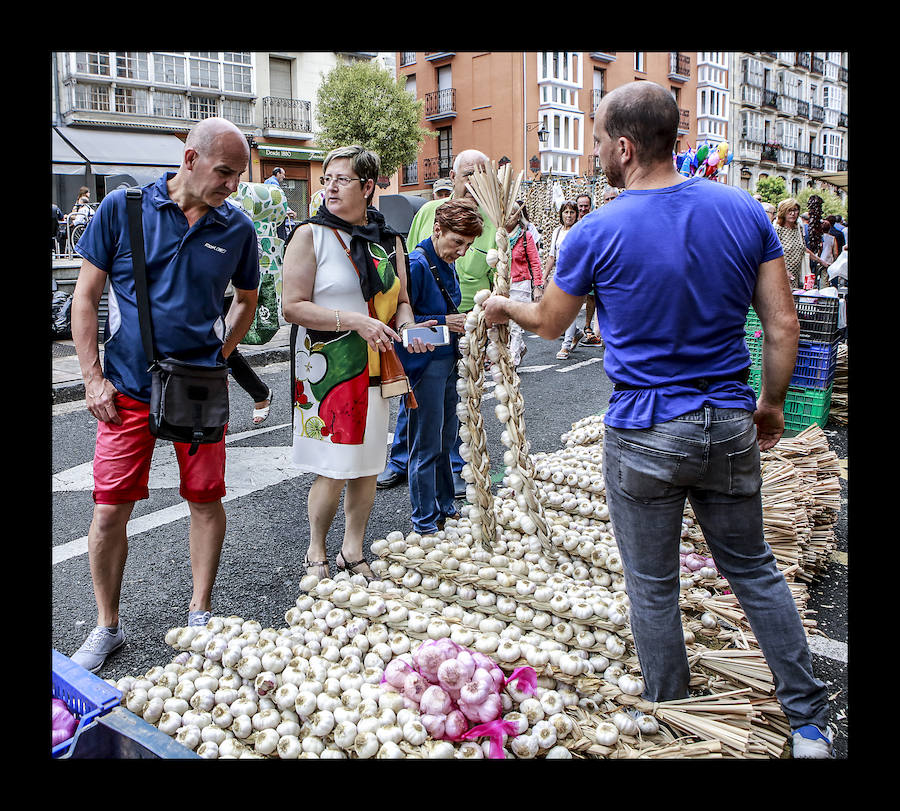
[70, 117, 260, 672]
[483, 82, 833, 758]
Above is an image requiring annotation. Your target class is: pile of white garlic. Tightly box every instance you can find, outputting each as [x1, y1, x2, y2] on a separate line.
[109, 570, 588, 759]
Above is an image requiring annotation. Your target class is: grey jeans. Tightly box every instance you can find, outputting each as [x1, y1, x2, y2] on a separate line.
[602, 406, 829, 730]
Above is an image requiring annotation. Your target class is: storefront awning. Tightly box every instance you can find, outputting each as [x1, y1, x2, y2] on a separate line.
[807, 169, 848, 189]
[52, 128, 87, 175]
[53, 126, 185, 170]
[257, 144, 326, 161]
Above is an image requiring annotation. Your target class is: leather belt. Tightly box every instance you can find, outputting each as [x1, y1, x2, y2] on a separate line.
[613, 366, 751, 393]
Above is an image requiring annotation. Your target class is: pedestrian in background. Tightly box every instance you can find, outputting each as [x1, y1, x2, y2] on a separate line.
[505, 200, 543, 367]
[773, 198, 820, 289]
[481, 81, 833, 758]
[546, 200, 581, 359]
[432, 178, 453, 199]
[69, 117, 260, 672]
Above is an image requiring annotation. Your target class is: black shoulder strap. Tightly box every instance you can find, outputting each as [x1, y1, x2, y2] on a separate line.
[125, 187, 157, 367]
[412, 248, 459, 315]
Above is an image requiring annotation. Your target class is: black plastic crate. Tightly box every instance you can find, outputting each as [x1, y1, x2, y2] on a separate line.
[793, 292, 840, 343]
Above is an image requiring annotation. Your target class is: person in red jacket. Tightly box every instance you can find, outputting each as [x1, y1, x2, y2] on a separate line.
[505, 202, 543, 367]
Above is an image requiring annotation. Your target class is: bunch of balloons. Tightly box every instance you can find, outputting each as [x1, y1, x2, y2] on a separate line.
[674, 140, 733, 179]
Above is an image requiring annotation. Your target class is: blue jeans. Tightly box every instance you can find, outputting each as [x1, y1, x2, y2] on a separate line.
[387, 392, 464, 478]
[408, 354, 460, 533]
[603, 407, 829, 731]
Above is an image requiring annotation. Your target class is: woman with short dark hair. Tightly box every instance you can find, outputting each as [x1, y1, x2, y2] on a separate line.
[400, 198, 483, 534]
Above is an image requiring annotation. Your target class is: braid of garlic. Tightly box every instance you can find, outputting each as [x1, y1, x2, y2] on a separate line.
[457, 302, 497, 552]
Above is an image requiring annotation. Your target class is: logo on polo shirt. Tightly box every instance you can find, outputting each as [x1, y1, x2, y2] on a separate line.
[204, 242, 227, 254]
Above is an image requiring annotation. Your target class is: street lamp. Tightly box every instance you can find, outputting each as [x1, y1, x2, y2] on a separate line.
[527, 121, 549, 144]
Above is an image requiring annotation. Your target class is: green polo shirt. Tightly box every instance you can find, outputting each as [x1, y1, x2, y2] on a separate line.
[406, 197, 497, 312]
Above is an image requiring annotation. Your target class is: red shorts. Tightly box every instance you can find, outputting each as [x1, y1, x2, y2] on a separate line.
[92, 392, 227, 505]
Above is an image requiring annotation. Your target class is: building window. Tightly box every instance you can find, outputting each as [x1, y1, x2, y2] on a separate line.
[116, 52, 149, 81]
[634, 52, 645, 72]
[190, 52, 219, 89]
[76, 52, 110, 76]
[223, 52, 252, 94]
[114, 86, 148, 114]
[74, 83, 110, 112]
[222, 99, 252, 125]
[154, 52, 186, 85]
[153, 91, 185, 118]
[189, 95, 218, 119]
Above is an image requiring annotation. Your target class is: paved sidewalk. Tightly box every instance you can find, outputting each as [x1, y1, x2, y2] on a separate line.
[51, 324, 294, 404]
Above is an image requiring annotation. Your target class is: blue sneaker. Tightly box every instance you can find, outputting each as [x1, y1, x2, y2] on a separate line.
[792, 724, 834, 758]
[70, 623, 125, 673]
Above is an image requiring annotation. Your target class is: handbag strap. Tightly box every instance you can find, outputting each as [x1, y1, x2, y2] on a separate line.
[125, 187, 157, 367]
[412, 248, 459, 314]
[332, 228, 380, 321]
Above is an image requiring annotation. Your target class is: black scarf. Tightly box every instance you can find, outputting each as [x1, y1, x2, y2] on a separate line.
[295, 203, 404, 302]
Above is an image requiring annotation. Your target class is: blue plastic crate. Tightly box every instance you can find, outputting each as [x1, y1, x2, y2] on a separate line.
[52, 649, 122, 758]
[790, 339, 839, 389]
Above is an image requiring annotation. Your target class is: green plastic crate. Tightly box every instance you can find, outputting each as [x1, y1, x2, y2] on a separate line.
[783, 385, 832, 433]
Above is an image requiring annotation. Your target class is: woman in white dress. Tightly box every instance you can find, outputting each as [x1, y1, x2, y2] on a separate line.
[282, 146, 430, 580]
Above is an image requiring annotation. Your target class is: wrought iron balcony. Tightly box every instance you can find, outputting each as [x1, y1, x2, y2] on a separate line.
[762, 89, 778, 107]
[811, 104, 825, 123]
[839, 111, 848, 128]
[262, 96, 311, 132]
[423, 155, 453, 182]
[425, 88, 456, 120]
[678, 107, 690, 133]
[811, 55, 824, 74]
[797, 100, 810, 119]
[796, 52, 812, 70]
[400, 52, 416, 66]
[668, 52, 690, 81]
[760, 145, 778, 162]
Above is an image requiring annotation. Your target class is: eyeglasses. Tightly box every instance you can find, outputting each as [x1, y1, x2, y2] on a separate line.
[320, 175, 367, 188]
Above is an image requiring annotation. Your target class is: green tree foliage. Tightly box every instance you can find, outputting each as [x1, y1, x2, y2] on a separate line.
[754, 176, 787, 205]
[315, 61, 434, 179]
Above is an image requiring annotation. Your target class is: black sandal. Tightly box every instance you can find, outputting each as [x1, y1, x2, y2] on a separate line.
[336, 551, 379, 582]
[303, 554, 329, 579]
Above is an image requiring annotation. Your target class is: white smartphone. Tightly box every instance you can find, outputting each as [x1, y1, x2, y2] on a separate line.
[402, 325, 451, 348]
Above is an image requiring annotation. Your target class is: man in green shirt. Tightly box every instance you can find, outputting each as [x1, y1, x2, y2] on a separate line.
[406, 149, 497, 313]
[377, 149, 495, 492]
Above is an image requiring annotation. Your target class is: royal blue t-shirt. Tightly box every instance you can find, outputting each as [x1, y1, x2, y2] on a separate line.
[554, 176, 783, 429]
[76, 173, 259, 402]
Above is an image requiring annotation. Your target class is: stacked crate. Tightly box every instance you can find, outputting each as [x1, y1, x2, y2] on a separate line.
[744, 292, 841, 433]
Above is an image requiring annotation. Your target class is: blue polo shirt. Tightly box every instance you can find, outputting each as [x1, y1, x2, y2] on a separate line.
[554, 177, 783, 429]
[76, 172, 259, 402]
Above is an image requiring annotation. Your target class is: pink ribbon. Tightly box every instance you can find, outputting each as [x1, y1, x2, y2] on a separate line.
[502, 666, 537, 694]
[461, 719, 522, 759]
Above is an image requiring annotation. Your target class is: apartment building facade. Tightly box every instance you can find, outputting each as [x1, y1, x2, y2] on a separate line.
[51, 51, 379, 219]
[395, 51, 698, 197]
[728, 51, 848, 199]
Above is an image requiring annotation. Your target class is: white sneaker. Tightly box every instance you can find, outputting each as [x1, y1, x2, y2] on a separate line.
[70, 623, 125, 673]
[792, 724, 834, 758]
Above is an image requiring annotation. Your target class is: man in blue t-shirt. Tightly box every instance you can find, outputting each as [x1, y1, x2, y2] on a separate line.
[69, 117, 260, 673]
[483, 82, 833, 758]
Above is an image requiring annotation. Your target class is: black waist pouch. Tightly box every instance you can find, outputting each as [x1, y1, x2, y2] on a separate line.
[148, 358, 230, 454]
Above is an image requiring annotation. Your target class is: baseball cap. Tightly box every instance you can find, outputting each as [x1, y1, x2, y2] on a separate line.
[432, 178, 453, 193]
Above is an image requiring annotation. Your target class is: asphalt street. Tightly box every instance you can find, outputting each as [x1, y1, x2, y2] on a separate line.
[50, 326, 849, 758]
